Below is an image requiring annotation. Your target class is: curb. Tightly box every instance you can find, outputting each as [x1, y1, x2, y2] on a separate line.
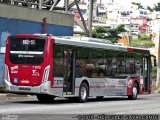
[153, 90, 160, 94]
[0, 93, 30, 99]
[0, 94, 7, 99]
[6, 93, 29, 97]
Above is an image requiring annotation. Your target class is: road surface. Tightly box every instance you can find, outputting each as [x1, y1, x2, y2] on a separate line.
[0, 93, 160, 120]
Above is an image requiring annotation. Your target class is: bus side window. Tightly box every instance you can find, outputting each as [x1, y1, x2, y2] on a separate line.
[76, 47, 91, 77]
[54, 44, 63, 77]
[135, 60, 142, 76]
[126, 58, 135, 74]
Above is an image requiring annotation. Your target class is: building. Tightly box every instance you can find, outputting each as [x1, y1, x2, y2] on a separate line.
[131, 18, 148, 32]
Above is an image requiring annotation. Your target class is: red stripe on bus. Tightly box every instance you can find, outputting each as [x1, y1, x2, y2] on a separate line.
[90, 86, 127, 88]
[127, 48, 134, 52]
[75, 86, 127, 88]
[52, 86, 127, 89]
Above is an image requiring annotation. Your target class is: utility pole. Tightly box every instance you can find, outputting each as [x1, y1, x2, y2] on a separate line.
[88, 0, 93, 37]
[39, 0, 43, 9]
[128, 18, 132, 46]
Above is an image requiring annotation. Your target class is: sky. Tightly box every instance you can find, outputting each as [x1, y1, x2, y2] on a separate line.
[58, 0, 160, 8]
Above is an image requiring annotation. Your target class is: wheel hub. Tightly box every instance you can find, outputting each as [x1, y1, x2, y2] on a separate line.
[81, 86, 87, 100]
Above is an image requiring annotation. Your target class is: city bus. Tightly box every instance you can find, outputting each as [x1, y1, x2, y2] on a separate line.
[4, 34, 156, 102]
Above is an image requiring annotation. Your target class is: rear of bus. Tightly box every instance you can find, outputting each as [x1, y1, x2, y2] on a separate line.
[4, 34, 53, 95]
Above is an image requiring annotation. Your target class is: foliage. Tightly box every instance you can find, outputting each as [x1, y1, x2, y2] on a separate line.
[130, 32, 155, 47]
[153, 2, 160, 11]
[92, 25, 126, 43]
[92, 26, 107, 39]
[147, 6, 154, 12]
[131, 2, 144, 9]
[147, 2, 160, 12]
[139, 32, 148, 40]
[130, 39, 154, 47]
[132, 2, 160, 12]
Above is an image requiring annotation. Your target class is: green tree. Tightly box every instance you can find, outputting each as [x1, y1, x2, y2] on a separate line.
[131, 2, 144, 9]
[146, 2, 160, 12]
[131, 2, 160, 12]
[147, 6, 154, 12]
[153, 2, 160, 11]
[130, 32, 155, 47]
[92, 25, 126, 43]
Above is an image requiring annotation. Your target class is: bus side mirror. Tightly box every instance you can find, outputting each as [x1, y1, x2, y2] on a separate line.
[154, 58, 157, 66]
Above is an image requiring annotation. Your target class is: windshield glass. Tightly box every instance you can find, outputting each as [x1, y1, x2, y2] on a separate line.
[9, 37, 46, 64]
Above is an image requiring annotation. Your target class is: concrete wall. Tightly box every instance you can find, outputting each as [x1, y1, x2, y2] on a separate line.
[0, 54, 4, 85]
[0, 4, 74, 27]
[0, 17, 73, 45]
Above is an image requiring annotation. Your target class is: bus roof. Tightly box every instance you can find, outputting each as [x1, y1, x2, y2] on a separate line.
[13, 34, 150, 56]
[54, 36, 150, 55]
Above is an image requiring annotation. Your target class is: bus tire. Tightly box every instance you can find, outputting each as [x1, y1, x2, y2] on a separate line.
[37, 94, 55, 103]
[128, 83, 138, 100]
[78, 82, 88, 103]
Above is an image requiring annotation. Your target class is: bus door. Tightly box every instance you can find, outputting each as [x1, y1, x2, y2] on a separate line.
[143, 57, 150, 92]
[63, 49, 76, 95]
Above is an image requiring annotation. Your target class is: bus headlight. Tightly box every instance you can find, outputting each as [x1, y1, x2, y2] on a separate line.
[42, 65, 50, 83]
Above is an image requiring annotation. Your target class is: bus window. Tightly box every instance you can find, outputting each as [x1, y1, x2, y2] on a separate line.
[9, 37, 45, 64]
[135, 59, 143, 76]
[117, 54, 126, 75]
[54, 44, 63, 77]
[92, 49, 105, 78]
[104, 51, 117, 77]
[126, 58, 135, 74]
[76, 47, 91, 77]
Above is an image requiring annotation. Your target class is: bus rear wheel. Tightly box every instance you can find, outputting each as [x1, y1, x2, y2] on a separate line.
[37, 94, 55, 103]
[78, 82, 88, 103]
[128, 83, 138, 100]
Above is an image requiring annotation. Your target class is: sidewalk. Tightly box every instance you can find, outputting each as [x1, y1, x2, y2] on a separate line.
[0, 93, 30, 99]
[153, 87, 160, 94]
[0, 93, 7, 99]
[0, 86, 29, 99]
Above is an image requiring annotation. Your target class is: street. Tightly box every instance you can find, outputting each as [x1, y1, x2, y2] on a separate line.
[0, 93, 160, 120]
[0, 93, 160, 115]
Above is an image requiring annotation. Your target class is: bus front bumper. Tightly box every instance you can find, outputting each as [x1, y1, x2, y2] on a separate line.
[4, 79, 52, 95]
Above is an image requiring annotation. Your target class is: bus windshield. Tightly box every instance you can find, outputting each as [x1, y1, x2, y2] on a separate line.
[9, 37, 46, 64]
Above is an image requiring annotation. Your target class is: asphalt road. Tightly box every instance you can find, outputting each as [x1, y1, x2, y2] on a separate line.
[0, 93, 160, 120]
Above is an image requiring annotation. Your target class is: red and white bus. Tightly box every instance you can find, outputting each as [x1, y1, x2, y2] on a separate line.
[4, 34, 156, 102]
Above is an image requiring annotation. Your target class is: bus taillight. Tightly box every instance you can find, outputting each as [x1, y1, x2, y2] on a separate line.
[4, 64, 10, 82]
[42, 65, 50, 83]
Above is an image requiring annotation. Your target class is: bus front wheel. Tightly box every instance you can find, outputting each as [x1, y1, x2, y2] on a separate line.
[128, 83, 138, 100]
[37, 94, 55, 103]
[78, 82, 89, 103]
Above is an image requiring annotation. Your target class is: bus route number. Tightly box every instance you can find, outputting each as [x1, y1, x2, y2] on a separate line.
[23, 39, 35, 45]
